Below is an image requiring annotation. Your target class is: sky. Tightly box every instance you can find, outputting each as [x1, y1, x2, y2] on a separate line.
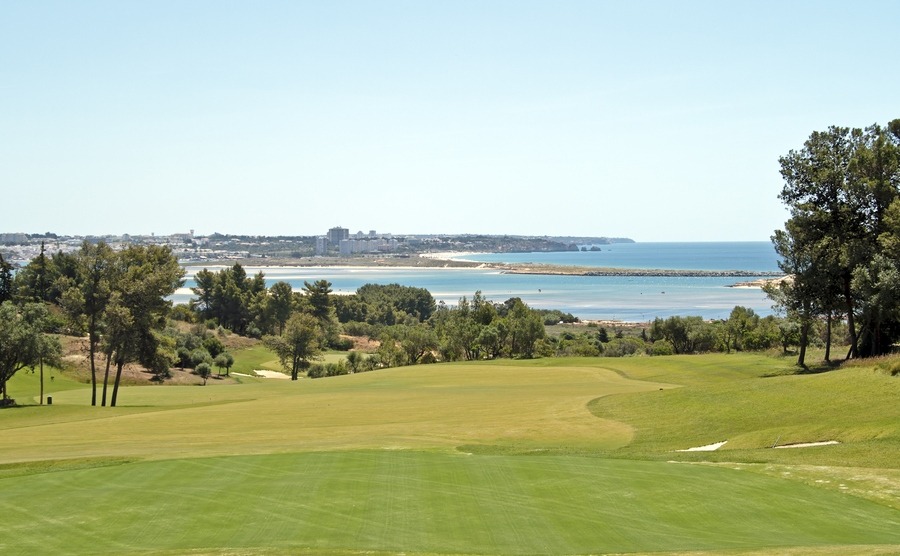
[2, 1, 898, 242]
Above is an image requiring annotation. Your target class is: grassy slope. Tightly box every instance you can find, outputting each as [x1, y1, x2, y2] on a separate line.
[1, 352, 899, 555]
[588, 355, 900, 468]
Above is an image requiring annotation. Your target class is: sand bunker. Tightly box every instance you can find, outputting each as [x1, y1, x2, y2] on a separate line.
[677, 441, 727, 452]
[676, 439, 841, 452]
[253, 370, 291, 379]
[232, 370, 290, 379]
[773, 441, 840, 449]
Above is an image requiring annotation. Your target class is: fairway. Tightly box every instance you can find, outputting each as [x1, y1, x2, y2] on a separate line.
[2, 354, 900, 555]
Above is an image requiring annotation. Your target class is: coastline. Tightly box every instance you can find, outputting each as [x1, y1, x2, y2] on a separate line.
[173, 251, 782, 321]
[182, 254, 785, 281]
[727, 276, 791, 289]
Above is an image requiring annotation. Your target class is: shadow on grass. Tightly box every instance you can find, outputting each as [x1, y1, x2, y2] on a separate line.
[762, 359, 844, 377]
[0, 457, 136, 479]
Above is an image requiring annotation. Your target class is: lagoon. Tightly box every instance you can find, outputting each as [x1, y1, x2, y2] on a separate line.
[175, 242, 781, 322]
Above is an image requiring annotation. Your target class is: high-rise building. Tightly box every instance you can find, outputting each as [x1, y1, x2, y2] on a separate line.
[327, 226, 349, 245]
[315, 236, 328, 256]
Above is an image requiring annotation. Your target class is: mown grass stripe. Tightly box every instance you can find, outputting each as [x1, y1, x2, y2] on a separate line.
[2, 451, 899, 555]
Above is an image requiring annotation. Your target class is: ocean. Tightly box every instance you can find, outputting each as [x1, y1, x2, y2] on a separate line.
[174, 242, 782, 322]
[455, 241, 781, 272]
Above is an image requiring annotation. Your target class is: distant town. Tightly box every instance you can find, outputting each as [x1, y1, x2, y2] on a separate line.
[0, 228, 634, 266]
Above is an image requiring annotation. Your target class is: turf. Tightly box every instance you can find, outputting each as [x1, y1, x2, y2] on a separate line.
[3, 452, 900, 555]
[1, 352, 899, 555]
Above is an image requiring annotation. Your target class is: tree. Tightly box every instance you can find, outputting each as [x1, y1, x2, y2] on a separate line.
[13, 243, 76, 304]
[191, 264, 264, 335]
[303, 280, 333, 321]
[190, 348, 212, 368]
[432, 296, 481, 360]
[191, 268, 216, 318]
[196, 362, 212, 385]
[0, 253, 13, 303]
[214, 352, 234, 376]
[352, 283, 436, 324]
[505, 298, 545, 358]
[0, 302, 62, 405]
[380, 324, 438, 365]
[61, 241, 116, 406]
[264, 313, 322, 380]
[723, 306, 759, 353]
[475, 324, 504, 359]
[596, 326, 609, 343]
[268, 281, 294, 334]
[772, 119, 900, 361]
[649, 315, 718, 354]
[346, 351, 363, 373]
[107, 246, 184, 406]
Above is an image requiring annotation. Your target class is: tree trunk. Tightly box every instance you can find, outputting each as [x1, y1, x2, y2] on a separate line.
[39, 357, 44, 405]
[101, 352, 112, 406]
[797, 322, 809, 368]
[111, 360, 124, 407]
[89, 329, 97, 406]
[797, 300, 811, 368]
[844, 276, 858, 359]
[824, 313, 832, 362]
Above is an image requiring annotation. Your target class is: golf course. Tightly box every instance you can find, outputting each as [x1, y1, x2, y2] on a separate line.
[2, 352, 899, 555]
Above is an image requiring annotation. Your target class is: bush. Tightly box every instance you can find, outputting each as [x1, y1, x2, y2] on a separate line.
[307, 361, 349, 378]
[195, 362, 212, 385]
[203, 336, 224, 358]
[649, 340, 675, 356]
[877, 359, 900, 377]
[44, 311, 68, 334]
[342, 321, 379, 338]
[329, 336, 354, 351]
[170, 304, 195, 322]
[556, 335, 601, 357]
[604, 337, 646, 357]
[537, 309, 579, 325]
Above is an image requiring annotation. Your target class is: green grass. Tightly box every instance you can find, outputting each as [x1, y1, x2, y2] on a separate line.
[588, 354, 900, 468]
[226, 344, 283, 375]
[3, 452, 900, 555]
[1, 352, 899, 555]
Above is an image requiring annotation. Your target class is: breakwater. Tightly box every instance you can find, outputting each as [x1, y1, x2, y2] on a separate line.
[500, 265, 784, 278]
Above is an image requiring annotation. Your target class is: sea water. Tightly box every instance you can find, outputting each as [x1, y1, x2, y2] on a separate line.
[174, 242, 781, 322]
[456, 241, 781, 272]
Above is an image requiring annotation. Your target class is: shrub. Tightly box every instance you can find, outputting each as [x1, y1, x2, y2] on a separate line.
[203, 336, 224, 358]
[604, 337, 646, 357]
[649, 340, 675, 356]
[170, 304, 195, 322]
[195, 362, 212, 385]
[342, 321, 379, 338]
[329, 336, 354, 351]
[307, 361, 349, 378]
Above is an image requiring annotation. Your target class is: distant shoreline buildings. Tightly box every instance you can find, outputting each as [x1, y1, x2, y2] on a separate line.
[0, 226, 405, 265]
[2, 229, 630, 265]
[318, 226, 400, 256]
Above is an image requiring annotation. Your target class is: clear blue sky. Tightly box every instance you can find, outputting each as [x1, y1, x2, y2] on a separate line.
[2, 1, 897, 241]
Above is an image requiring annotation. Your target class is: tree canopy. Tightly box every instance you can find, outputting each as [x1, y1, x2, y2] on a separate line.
[770, 119, 900, 364]
[0, 301, 62, 404]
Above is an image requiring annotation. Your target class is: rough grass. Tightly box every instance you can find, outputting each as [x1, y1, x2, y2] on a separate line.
[2, 351, 899, 555]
